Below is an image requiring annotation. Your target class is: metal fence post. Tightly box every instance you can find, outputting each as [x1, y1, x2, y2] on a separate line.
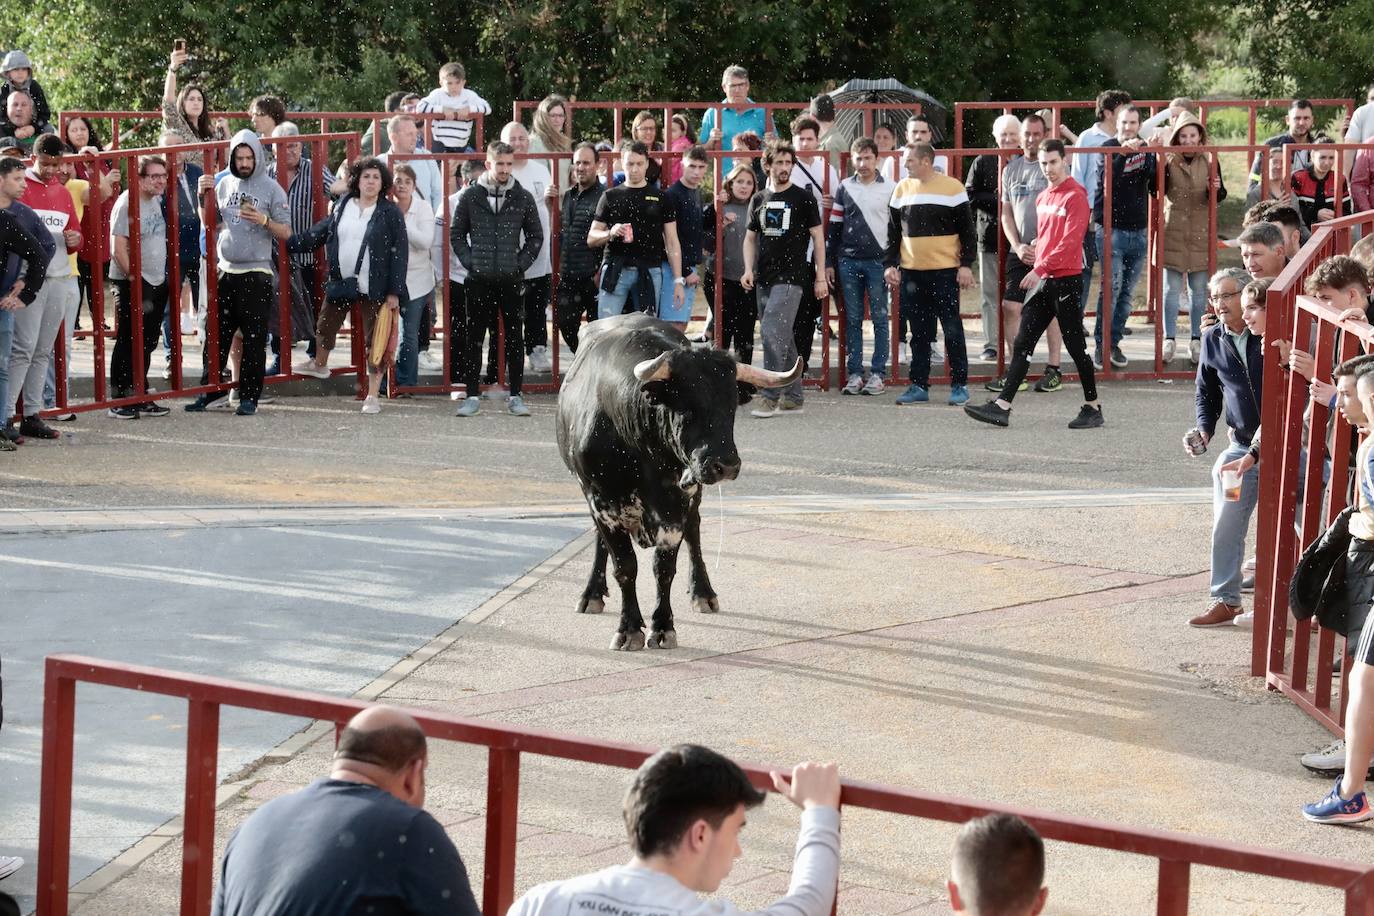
[482, 747, 521, 916]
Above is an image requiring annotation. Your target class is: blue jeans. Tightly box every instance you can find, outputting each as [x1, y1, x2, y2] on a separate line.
[901, 268, 967, 387]
[1210, 440, 1261, 606]
[395, 293, 428, 387]
[1163, 268, 1209, 340]
[0, 309, 12, 424]
[597, 266, 662, 319]
[839, 258, 889, 377]
[1094, 227, 1146, 347]
[657, 263, 695, 323]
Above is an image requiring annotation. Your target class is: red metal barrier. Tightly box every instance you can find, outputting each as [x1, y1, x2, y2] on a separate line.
[954, 99, 1356, 160]
[58, 110, 485, 158]
[34, 654, 1374, 916]
[41, 132, 366, 419]
[1254, 210, 1374, 735]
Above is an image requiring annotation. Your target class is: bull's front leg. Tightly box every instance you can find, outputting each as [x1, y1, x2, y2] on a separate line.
[601, 525, 646, 651]
[683, 501, 720, 614]
[577, 533, 609, 614]
[647, 540, 681, 649]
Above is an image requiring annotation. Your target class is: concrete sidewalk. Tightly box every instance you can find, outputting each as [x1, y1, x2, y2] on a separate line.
[62, 503, 1362, 916]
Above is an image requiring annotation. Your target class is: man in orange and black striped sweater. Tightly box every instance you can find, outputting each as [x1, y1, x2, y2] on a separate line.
[884, 142, 976, 406]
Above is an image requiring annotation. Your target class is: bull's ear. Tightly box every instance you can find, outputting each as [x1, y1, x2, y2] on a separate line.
[736, 381, 757, 406]
[641, 380, 672, 406]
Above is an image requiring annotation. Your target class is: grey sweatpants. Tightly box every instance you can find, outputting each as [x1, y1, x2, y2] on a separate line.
[9, 276, 77, 421]
[757, 283, 803, 404]
[977, 249, 999, 353]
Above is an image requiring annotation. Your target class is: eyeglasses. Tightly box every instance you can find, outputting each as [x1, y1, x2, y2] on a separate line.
[1208, 291, 1241, 303]
[142, 172, 168, 180]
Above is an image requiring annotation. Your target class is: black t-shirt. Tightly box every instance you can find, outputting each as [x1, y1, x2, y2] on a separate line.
[747, 184, 821, 288]
[593, 184, 678, 266]
[211, 779, 480, 916]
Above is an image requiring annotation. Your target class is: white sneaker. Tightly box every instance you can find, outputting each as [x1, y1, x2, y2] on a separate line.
[180, 313, 195, 336]
[481, 385, 509, 401]
[1163, 338, 1176, 362]
[529, 345, 552, 372]
[842, 372, 863, 396]
[0, 855, 23, 881]
[228, 388, 241, 408]
[293, 358, 330, 379]
[1233, 610, 1254, 629]
[862, 375, 886, 396]
[418, 352, 443, 372]
[1302, 738, 1346, 775]
[1189, 338, 1201, 364]
[930, 343, 944, 364]
[361, 396, 381, 414]
[751, 401, 779, 419]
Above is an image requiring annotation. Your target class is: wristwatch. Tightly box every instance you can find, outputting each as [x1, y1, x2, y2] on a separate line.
[673, 277, 685, 286]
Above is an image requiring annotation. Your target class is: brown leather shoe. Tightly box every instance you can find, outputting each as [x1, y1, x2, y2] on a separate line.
[1189, 601, 1242, 628]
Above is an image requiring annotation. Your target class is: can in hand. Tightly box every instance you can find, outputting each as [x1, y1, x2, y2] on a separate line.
[1185, 428, 1208, 456]
[621, 222, 633, 244]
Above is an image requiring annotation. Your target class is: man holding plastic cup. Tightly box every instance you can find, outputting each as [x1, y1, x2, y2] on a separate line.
[1184, 267, 1263, 629]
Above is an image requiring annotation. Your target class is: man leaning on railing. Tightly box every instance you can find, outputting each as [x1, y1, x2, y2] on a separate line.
[508, 744, 840, 916]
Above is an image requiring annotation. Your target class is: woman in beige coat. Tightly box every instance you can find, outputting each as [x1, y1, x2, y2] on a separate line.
[1161, 112, 1226, 365]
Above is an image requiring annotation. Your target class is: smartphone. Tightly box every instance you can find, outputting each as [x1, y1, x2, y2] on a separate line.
[174, 38, 187, 53]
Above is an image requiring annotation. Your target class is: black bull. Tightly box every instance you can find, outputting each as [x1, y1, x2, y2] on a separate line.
[556, 314, 802, 650]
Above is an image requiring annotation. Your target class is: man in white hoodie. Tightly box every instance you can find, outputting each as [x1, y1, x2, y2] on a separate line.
[508, 745, 840, 916]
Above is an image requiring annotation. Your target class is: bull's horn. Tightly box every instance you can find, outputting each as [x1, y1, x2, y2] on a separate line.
[735, 358, 803, 388]
[633, 352, 673, 382]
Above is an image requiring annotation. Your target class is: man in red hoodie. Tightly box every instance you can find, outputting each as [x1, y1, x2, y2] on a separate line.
[10, 133, 78, 439]
[965, 138, 1102, 430]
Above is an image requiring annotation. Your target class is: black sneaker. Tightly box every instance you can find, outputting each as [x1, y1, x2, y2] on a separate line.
[235, 399, 258, 416]
[138, 402, 171, 418]
[1068, 405, 1104, 429]
[1109, 347, 1128, 368]
[985, 375, 1005, 392]
[19, 416, 59, 440]
[0, 435, 14, 452]
[107, 405, 139, 420]
[964, 400, 1011, 427]
[184, 394, 225, 413]
[1033, 367, 1063, 393]
[2, 425, 23, 445]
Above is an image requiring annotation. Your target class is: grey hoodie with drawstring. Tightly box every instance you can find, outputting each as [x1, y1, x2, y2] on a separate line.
[214, 130, 289, 272]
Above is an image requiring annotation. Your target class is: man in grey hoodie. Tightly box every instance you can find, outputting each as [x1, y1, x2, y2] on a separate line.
[186, 131, 290, 416]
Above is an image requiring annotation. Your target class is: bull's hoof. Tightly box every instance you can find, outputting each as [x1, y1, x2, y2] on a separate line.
[646, 629, 678, 649]
[692, 595, 720, 614]
[577, 596, 606, 614]
[611, 630, 646, 651]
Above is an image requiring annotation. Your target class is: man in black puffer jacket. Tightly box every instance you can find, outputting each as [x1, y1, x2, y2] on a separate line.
[451, 140, 543, 416]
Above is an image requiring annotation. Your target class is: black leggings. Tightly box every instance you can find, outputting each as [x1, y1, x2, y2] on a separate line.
[1000, 274, 1097, 404]
[719, 276, 756, 364]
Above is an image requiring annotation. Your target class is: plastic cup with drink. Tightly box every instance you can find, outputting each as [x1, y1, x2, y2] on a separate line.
[1221, 468, 1243, 502]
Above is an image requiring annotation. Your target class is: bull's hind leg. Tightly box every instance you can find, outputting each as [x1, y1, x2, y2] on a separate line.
[684, 501, 720, 614]
[601, 526, 646, 651]
[577, 533, 609, 614]
[647, 541, 681, 649]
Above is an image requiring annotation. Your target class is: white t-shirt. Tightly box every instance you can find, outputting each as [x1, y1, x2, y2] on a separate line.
[432, 190, 467, 284]
[511, 160, 552, 278]
[1347, 103, 1374, 144]
[336, 199, 375, 292]
[400, 195, 436, 298]
[508, 807, 840, 916]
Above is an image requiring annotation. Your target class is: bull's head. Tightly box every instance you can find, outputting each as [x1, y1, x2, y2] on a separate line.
[633, 350, 803, 486]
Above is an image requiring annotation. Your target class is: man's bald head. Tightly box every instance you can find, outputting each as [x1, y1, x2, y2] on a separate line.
[6, 91, 32, 126]
[334, 706, 427, 772]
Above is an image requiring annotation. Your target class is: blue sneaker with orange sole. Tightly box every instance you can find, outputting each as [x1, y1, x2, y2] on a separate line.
[1302, 778, 1374, 824]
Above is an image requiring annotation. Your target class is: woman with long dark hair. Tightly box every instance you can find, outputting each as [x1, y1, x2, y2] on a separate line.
[288, 158, 408, 414]
[61, 115, 119, 331]
[161, 44, 229, 153]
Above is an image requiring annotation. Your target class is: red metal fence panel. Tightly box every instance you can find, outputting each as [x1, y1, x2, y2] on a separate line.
[34, 654, 1374, 915]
